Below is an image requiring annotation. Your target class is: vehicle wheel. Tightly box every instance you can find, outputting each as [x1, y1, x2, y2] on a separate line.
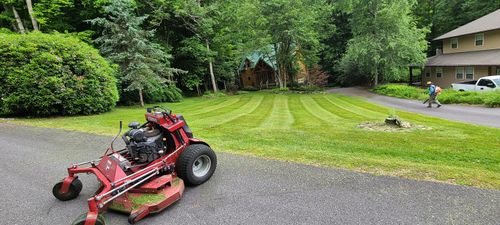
[176, 144, 217, 186]
[71, 213, 106, 225]
[52, 178, 83, 201]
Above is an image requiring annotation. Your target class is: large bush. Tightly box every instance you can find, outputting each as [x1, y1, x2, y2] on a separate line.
[0, 32, 119, 116]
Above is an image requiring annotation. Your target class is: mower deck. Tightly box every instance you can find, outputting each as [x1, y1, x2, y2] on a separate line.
[108, 175, 184, 224]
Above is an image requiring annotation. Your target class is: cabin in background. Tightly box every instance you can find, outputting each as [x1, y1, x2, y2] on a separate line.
[239, 46, 308, 89]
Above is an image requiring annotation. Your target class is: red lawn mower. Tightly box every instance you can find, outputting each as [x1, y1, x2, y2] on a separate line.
[52, 106, 217, 225]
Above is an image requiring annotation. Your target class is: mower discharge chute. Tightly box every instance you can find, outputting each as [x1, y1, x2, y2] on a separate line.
[52, 106, 217, 225]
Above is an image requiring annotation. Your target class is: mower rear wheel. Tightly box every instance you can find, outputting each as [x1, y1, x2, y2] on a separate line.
[72, 213, 106, 225]
[176, 144, 217, 186]
[52, 178, 83, 201]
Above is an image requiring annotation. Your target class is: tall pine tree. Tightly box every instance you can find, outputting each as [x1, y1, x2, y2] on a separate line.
[89, 0, 182, 106]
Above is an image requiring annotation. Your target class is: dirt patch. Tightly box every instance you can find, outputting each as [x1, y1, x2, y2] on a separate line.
[357, 122, 431, 132]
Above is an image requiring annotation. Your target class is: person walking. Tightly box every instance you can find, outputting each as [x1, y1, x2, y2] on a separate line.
[426, 81, 442, 108]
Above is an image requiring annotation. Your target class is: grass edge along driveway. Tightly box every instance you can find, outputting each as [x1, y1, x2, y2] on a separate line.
[7, 92, 500, 189]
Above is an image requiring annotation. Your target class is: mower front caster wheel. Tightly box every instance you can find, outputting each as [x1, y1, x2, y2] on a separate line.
[176, 144, 217, 186]
[72, 213, 106, 225]
[52, 178, 83, 201]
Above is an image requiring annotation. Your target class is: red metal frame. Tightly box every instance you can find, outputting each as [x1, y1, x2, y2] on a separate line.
[56, 109, 207, 225]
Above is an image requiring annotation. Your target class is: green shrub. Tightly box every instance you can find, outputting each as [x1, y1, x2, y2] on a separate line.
[242, 86, 259, 91]
[119, 83, 182, 105]
[373, 84, 500, 107]
[372, 84, 427, 100]
[203, 92, 227, 99]
[484, 91, 500, 107]
[271, 87, 290, 93]
[0, 32, 119, 116]
[438, 89, 484, 105]
[290, 85, 323, 92]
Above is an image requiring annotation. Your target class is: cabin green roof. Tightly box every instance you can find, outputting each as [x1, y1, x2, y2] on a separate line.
[238, 47, 277, 71]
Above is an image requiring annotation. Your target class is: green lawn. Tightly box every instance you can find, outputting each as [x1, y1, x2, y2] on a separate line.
[8, 92, 500, 189]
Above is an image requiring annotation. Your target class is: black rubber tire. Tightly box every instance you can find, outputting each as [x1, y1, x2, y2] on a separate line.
[176, 144, 217, 186]
[52, 178, 83, 201]
[72, 213, 106, 225]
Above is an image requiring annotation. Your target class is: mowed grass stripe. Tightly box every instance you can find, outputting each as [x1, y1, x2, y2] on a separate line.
[288, 95, 324, 129]
[193, 95, 265, 128]
[169, 96, 229, 112]
[258, 95, 294, 129]
[311, 95, 368, 121]
[221, 94, 276, 129]
[187, 95, 253, 120]
[326, 94, 386, 118]
[189, 97, 242, 116]
[300, 95, 342, 124]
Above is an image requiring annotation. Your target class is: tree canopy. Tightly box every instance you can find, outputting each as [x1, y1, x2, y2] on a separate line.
[0, 0, 498, 103]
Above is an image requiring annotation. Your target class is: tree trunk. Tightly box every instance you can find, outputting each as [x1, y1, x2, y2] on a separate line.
[11, 6, 26, 34]
[138, 89, 144, 107]
[206, 39, 217, 93]
[25, 0, 38, 31]
[203, 76, 209, 92]
[196, 84, 201, 96]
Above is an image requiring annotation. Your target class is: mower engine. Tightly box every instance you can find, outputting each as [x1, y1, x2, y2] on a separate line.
[124, 125, 166, 165]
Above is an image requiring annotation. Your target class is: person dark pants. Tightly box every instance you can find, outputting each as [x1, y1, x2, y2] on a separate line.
[427, 94, 442, 108]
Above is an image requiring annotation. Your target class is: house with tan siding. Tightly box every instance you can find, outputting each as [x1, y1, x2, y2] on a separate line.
[422, 9, 500, 88]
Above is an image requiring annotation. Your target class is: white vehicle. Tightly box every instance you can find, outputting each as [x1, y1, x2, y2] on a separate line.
[451, 75, 500, 92]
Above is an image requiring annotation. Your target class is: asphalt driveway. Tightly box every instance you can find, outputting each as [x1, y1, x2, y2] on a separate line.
[328, 87, 500, 128]
[0, 123, 499, 225]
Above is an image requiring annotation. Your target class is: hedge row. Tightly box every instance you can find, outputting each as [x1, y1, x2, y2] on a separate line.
[372, 84, 500, 107]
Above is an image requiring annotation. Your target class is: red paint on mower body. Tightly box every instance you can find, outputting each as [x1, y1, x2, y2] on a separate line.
[52, 107, 216, 225]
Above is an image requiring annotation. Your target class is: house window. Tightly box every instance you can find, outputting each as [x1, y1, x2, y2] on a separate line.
[425, 68, 431, 78]
[496, 66, 500, 75]
[466, 66, 474, 79]
[456, 67, 464, 79]
[435, 67, 443, 78]
[451, 38, 458, 49]
[475, 33, 484, 46]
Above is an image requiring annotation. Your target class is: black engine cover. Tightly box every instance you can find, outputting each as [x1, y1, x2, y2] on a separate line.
[126, 128, 163, 164]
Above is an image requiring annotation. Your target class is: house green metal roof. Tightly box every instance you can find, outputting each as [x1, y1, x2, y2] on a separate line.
[238, 46, 277, 71]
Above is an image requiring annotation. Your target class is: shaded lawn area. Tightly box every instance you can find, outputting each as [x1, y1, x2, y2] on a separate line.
[8, 92, 500, 189]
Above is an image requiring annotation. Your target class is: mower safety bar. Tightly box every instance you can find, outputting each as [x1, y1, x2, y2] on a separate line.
[100, 170, 159, 207]
[96, 168, 159, 201]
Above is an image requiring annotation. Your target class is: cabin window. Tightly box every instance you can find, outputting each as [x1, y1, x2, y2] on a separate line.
[425, 68, 431, 78]
[435, 67, 443, 78]
[451, 38, 458, 49]
[455, 67, 464, 79]
[475, 33, 484, 46]
[466, 66, 474, 79]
